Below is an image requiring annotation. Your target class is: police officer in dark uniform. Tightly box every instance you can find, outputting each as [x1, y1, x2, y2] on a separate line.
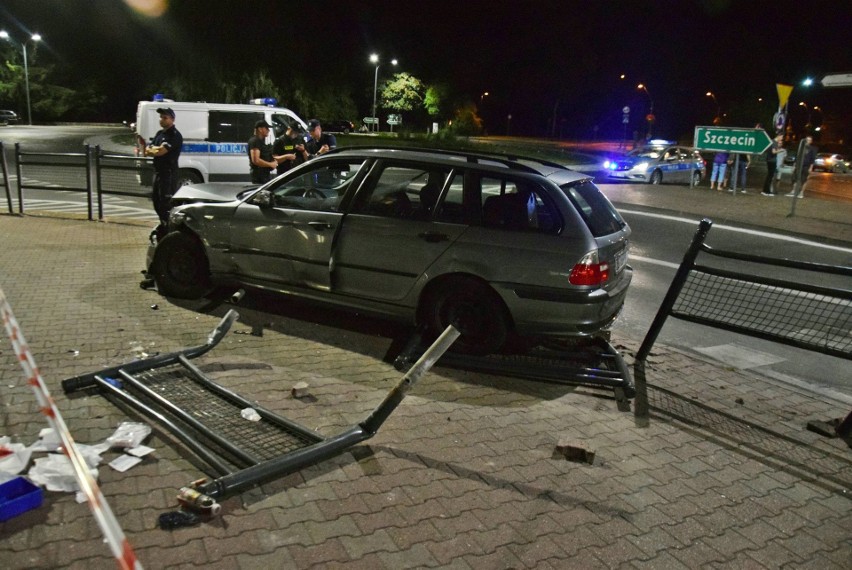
[272, 123, 308, 174]
[144, 107, 183, 225]
[305, 119, 337, 159]
[248, 119, 278, 184]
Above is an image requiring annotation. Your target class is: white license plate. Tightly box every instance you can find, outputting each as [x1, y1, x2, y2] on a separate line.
[614, 248, 628, 273]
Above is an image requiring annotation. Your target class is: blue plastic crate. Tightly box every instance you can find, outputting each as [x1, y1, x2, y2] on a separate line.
[0, 477, 44, 522]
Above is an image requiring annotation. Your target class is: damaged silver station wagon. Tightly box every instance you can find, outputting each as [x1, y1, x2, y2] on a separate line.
[148, 147, 632, 354]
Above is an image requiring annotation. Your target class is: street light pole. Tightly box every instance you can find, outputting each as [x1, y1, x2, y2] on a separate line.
[799, 101, 812, 130]
[370, 54, 379, 132]
[1, 30, 42, 125]
[705, 91, 720, 124]
[637, 83, 654, 137]
[369, 53, 397, 133]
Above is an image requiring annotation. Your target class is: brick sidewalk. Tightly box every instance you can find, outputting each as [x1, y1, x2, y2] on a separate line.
[0, 214, 849, 569]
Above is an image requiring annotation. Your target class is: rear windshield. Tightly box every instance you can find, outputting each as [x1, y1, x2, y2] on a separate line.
[560, 180, 627, 237]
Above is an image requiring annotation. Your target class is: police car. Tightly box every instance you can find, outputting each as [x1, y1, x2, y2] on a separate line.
[605, 141, 706, 185]
[135, 97, 308, 186]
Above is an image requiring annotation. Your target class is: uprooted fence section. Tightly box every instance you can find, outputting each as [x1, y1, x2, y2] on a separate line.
[634, 218, 852, 436]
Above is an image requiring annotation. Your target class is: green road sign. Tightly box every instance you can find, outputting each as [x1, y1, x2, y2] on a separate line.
[693, 126, 772, 154]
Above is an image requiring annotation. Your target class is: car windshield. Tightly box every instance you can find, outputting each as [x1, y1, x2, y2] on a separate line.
[560, 180, 626, 237]
[627, 148, 662, 159]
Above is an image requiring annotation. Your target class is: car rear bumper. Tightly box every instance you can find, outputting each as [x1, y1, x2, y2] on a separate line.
[498, 266, 633, 337]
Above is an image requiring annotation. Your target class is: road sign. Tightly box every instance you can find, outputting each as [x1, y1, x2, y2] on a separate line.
[821, 73, 852, 88]
[363, 117, 378, 124]
[693, 126, 772, 155]
[387, 114, 401, 125]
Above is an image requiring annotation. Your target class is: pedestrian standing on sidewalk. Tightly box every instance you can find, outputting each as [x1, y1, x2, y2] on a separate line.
[727, 153, 749, 193]
[772, 135, 787, 194]
[142, 107, 183, 225]
[761, 135, 783, 196]
[709, 151, 728, 190]
[787, 135, 816, 198]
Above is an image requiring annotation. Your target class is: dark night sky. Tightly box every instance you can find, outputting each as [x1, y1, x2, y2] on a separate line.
[1, 0, 850, 139]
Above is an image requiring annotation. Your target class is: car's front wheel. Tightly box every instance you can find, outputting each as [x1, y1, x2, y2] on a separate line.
[420, 277, 509, 355]
[150, 232, 211, 299]
[649, 170, 663, 185]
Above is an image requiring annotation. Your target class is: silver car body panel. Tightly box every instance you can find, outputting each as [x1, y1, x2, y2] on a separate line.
[159, 149, 632, 338]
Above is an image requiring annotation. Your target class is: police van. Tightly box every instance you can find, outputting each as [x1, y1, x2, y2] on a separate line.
[135, 98, 308, 185]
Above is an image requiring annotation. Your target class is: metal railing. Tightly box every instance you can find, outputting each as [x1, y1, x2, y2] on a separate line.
[634, 218, 852, 436]
[1, 142, 151, 221]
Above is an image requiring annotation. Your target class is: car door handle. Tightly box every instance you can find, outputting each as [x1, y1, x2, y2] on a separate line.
[418, 231, 449, 243]
[308, 221, 333, 231]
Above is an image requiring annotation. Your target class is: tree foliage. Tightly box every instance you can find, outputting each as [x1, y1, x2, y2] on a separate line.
[380, 72, 425, 113]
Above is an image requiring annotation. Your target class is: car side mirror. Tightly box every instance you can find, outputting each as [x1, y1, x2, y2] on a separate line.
[253, 189, 274, 208]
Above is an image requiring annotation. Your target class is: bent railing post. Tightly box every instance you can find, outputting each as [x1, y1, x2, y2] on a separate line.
[634, 218, 713, 426]
[636, 218, 713, 363]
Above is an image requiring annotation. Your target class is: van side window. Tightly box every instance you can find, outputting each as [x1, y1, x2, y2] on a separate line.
[208, 111, 264, 143]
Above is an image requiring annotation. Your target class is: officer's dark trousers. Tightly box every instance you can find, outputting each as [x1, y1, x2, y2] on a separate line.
[153, 169, 177, 224]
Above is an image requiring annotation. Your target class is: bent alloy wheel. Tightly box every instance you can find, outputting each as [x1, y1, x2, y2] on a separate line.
[421, 278, 508, 355]
[150, 232, 212, 299]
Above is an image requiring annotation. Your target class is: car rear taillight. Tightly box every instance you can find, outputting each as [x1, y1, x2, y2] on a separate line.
[569, 251, 610, 286]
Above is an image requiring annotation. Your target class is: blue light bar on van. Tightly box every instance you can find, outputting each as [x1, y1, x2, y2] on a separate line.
[249, 98, 278, 106]
[153, 93, 165, 101]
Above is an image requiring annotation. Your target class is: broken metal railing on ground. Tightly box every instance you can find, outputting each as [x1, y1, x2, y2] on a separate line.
[393, 328, 635, 405]
[62, 310, 459, 503]
[634, 218, 852, 437]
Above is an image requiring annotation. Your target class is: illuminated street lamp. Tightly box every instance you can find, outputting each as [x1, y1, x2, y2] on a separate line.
[369, 53, 397, 133]
[0, 30, 42, 125]
[799, 101, 812, 129]
[802, 77, 813, 87]
[637, 83, 654, 136]
[705, 91, 720, 124]
[480, 91, 489, 103]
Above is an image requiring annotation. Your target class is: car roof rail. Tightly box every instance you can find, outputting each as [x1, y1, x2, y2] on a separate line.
[323, 145, 571, 174]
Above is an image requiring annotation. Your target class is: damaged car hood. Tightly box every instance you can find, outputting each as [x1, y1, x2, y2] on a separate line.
[171, 182, 259, 205]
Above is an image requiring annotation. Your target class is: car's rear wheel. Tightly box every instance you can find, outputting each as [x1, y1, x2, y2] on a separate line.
[420, 277, 508, 355]
[692, 170, 702, 185]
[150, 232, 211, 299]
[649, 170, 663, 185]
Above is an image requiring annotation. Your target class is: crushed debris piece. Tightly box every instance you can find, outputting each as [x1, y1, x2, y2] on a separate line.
[553, 440, 596, 464]
[291, 381, 311, 399]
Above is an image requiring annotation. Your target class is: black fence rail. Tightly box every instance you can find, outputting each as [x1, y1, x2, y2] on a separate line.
[1, 142, 151, 221]
[634, 218, 852, 436]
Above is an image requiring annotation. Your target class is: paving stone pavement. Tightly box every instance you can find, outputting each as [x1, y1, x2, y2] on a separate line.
[0, 209, 849, 569]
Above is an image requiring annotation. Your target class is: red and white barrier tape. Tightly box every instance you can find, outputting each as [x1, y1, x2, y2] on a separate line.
[0, 287, 142, 570]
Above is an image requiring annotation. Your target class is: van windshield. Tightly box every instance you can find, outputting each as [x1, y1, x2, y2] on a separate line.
[271, 114, 302, 137]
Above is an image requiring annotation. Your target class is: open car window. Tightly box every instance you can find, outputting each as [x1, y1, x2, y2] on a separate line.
[257, 159, 366, 211]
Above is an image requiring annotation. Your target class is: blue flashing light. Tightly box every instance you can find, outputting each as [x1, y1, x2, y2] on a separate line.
[153, 93, 165, 102]
[603, 160, 612, 169]
[249, 97, 278, 106]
